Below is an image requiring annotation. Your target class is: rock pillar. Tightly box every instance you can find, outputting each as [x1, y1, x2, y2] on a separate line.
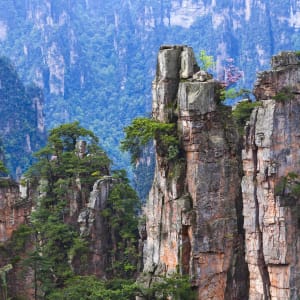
[242, 52, 300, 299]
[143, 45, 248, 299]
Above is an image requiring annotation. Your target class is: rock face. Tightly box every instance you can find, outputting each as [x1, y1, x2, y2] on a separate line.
[0, 58, 46, 178]
[143, 45, 249, 299]
[0, 180, 31, 242]
[242, 52, 300, 299]
[2, 0, 300, 185]
[0, 174, 117, 299]
[77, 176, 117, 277]
[0, 180, 34, 299]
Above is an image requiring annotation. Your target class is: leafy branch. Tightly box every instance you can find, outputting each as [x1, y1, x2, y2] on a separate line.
[120, 117, 179, 164]
[198, 50, 216, 72]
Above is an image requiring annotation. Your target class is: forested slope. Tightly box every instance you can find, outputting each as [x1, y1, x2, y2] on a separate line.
[0, 0, 299, 184]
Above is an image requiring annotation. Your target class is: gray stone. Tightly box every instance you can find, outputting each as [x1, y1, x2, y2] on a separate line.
[143, 45, 248, 300]
[192, 70, 212, 81]
[243, 51, 300, 299]
[178, 81, 217, 116]
[271, 51, 300, 70]
[157, 47, 181, 80]
[180, 46, 198, 79]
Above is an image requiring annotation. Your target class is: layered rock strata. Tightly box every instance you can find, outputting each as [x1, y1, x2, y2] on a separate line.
[242, 52, 300, 300]
[0, 180, 31, 242]
[77, 176, 117, 277]
[142, 45, 248, 299]
[0, 174, 117, 299]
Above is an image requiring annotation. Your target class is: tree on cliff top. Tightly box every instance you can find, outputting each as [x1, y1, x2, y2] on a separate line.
[23, 122, 111, 297]
[199, 49, 216, 72]
[120, 117, 179, 164]
[22, 122, 140, 298]
[26, 121, 111, 183]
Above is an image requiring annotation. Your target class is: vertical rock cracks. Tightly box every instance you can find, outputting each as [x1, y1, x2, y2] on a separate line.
[141, 45, 249, 299]
[243, 52, 300, 299]
[252, 108, 271, 299]
[142, 48, 300, 300]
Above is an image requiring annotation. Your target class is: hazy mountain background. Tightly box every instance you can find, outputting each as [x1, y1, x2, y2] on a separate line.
[0, 0, 299, 190]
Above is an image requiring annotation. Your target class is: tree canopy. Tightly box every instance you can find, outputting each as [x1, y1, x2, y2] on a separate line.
[120, 117, 179, 164]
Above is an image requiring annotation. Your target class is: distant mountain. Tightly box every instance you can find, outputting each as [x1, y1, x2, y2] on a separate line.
[0, 57, 45, 178]
[0, 0, 299, 176]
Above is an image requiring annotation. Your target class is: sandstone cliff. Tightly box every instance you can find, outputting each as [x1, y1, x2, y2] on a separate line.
[143, 48, 300, 300]
[142, 45, 249, 299]
[3, 47, 300, 299]
[242, 52, 300, 300]
[0, 174, 121, 299]
[0, 180, 31, 242]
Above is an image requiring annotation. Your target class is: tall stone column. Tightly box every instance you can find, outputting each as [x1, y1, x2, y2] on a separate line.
[242, 52, 300, 299]
[142, 45, 248, 299]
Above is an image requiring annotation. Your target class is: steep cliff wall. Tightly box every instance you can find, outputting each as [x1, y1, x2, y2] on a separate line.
[142, 45, 248, 299]
[242, 52, 300, 299]
[1, 0, 300, 185]
[0, 174, 123, 299]
[0, 179, 33, 299]
[0, 180, 30, 242]
[0, 58, 45, 178]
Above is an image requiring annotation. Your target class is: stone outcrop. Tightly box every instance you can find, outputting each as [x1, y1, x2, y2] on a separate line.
[0, 179, 34, 299]
[242, 52, 300, 299]
[77, 176, 117, 277]
[0, 180, 31, 242]
[0, 172, 117, 298]
[142, 45, 248, 299]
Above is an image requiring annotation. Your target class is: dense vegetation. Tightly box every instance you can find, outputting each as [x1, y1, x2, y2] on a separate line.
[273, 86, 296, 103]
[0, 57, 45, 178]
[0, 0, 299, 186]
[23, 122, 113, 297]
[0, 122, 194, 299]
[232, 100, 260, 133]
[275, 172, 300, 199]
[121, 117, 180, 164]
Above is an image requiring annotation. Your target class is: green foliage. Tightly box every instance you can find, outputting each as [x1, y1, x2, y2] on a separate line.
[26, 122, 110, 184]
[0, 264, 13, 300]
[23, 122, 112, 296]
[0, 57, 46, 177]
[0, 179, 9, 188]
[275, 172, 300, 198]
[0, 160, 8, 175]
[47, 276, 138, 300]
[121, 117, 179, 164]
[9, 224, 33, 253]
[273, 86, 295, 103]
[18, 122, 142, 298]
[220, 88, 252, 102]
[232, 100, 260, 133]
[104, 170, 140, 277]
[46, 274, 195, 300]
[138, 274, 196, 300]
[49, 121, 98, 151]
[198, 50, 215, 71]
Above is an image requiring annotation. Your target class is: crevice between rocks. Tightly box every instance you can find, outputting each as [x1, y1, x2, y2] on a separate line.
[252, 109, 271, 300]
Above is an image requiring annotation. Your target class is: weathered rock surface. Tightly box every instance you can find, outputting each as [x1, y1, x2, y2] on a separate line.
[0, 171, 117, 298]
[242, 52, 300, 299]
[142, 45, 248, 299]
[77, 176, 117, 277]
[0, 180, 35, 299]
[0, 180, 31, 242]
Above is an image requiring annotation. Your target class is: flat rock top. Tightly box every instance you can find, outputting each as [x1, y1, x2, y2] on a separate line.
[271, 52, 300, 70]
